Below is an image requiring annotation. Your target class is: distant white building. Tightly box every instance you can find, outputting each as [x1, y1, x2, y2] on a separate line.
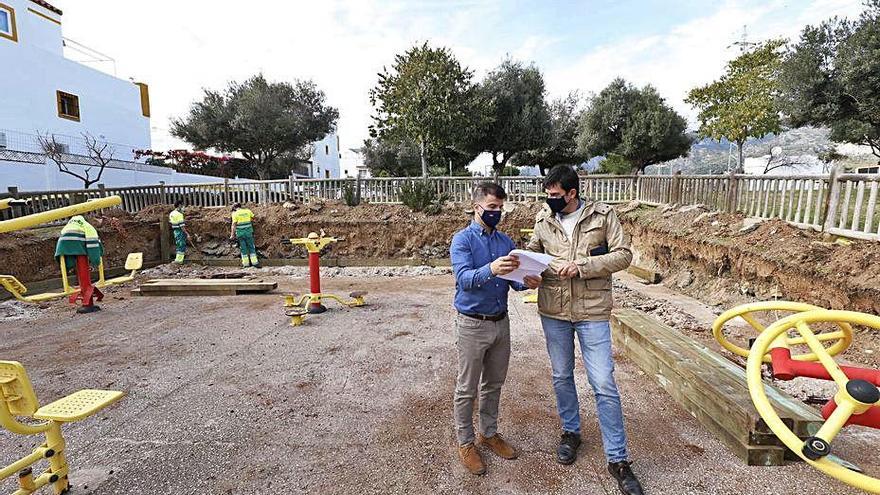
[340, 148, 370, 178]
[0, 0, 151, 156]
[306, 132, 341, 179]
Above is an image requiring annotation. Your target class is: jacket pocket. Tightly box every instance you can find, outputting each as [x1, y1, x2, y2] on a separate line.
[537, 286, 563, 315]
[573, 278, 613, 318]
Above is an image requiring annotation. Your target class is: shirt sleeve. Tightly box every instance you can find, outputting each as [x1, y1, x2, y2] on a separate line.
[451, 232, 493, 291]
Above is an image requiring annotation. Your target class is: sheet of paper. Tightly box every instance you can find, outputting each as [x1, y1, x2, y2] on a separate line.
[497, 249, 555, 283]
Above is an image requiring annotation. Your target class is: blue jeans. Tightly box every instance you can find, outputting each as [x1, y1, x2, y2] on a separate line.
[540, 316, 629, 463]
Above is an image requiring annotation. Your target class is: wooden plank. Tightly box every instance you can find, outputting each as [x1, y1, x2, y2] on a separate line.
[611, 309, 824, 465]
[625, 265, 661, 284]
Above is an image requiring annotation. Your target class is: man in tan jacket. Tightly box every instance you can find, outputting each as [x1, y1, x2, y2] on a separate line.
[527, 165, 644, 495]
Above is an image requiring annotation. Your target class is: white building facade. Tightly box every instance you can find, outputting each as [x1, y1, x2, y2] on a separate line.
[307, 132, 340, 179]
[0, 0, 154, 190]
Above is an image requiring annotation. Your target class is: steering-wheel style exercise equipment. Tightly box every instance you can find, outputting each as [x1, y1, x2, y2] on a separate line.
[714, 302, 880, 493]
[281, 231, 367, 322]
[713, 301, 854, 363]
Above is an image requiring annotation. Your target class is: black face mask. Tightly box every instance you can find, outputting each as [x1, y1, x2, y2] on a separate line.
[546, 196, 569, 214]
[479, 207, 502, 228]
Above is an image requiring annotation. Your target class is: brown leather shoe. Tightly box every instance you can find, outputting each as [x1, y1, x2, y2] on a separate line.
[459, 443, 486, 475]
[477, 433, 518, 460]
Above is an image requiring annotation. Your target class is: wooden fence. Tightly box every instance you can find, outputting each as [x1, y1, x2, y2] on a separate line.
[2, 167, 878, 241]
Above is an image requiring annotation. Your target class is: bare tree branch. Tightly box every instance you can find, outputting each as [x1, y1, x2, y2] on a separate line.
[37, 132, 113, 189]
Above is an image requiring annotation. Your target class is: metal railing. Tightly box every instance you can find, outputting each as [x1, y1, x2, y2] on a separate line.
[2, 167, 878, 241]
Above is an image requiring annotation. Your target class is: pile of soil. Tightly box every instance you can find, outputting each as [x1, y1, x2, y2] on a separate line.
[135, 200, 543, 262]
[619, 201, 880, 315]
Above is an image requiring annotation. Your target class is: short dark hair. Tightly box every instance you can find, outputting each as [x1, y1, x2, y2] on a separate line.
[174, 200, 184, 208]
[231, 202, 242, 210]
[472, 182, 507, 202]
[542, 165, 579, 196]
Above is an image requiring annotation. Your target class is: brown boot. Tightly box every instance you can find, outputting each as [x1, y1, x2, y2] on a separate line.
[477, 433, 518, 460]
[459, 443, 486, 475]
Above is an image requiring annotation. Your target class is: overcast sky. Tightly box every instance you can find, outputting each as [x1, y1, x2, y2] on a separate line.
[53, 0, 867, 154]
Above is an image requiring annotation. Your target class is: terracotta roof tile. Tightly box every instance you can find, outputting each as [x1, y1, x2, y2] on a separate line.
[29, 0, 63, 16]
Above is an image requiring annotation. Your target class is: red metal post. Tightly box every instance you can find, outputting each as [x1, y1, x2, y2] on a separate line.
[70, 255, 103, 312]
[307, 250, 325, 313]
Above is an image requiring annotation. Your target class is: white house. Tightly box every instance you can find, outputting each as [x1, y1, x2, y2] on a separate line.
[0, 0, 160, 190]
[340, 148, 370, 178]
[306, 132, 341, 179]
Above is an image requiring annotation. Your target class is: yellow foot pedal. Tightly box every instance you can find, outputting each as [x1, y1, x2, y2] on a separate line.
[33, 389, 124, 423]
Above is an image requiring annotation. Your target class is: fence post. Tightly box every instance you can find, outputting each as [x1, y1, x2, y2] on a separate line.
[159, 214, 171, 262]
[7, 186, 21, 218]
[823, 164, 843, 232]
[288, 174, 295, 202]
[634, 174, 641, 202]
[725, 170, 738, 213]
[671, 171, 682, 205]
[159, 181, 167, 205]
[223, 178, 230, 206]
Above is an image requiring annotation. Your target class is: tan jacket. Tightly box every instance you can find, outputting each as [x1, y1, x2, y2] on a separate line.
[526, 201, 632, 321]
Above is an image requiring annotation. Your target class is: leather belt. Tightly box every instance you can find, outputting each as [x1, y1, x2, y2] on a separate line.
[459, 311, 508, 322]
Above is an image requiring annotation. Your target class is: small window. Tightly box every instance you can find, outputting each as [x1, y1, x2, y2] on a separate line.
[325, 145, 329, 155]
[57, 91, 81, 122]
[0, 4, 18, 42]
[325, 170, 330, 178]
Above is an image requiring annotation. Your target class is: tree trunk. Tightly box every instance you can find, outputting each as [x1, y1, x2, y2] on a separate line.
[737, 140, 745, 173]
[419, 137, 427, 179]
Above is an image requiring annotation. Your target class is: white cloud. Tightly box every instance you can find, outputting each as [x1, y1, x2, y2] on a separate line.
[50, 0, 866, 153]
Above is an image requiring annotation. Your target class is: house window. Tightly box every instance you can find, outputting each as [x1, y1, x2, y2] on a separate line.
[325, 145, 329, 155]
[0, 3, 18, 42]
[858, 166, 879, 174]
[325, 170, 330, 178]
[57, 91, 81, 122]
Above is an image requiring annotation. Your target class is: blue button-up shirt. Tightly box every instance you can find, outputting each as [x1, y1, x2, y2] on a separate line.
[451, 221, 526, 315]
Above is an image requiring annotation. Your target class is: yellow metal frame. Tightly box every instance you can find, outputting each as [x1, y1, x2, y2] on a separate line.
[0, 197, 121, 235]
[2, 253, 142, 304]
[283, 232, 367, 312]
[283, 292, 367, 310]
[713, 301, 853, 363]
[0, 361, 123, 495]
[747, 310, 880, 493]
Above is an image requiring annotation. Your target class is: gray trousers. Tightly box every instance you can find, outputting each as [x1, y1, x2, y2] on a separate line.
[453, 314, 511, 445]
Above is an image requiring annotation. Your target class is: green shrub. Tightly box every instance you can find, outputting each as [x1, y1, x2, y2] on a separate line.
[342, 182, 360, 206]
[400, 180, 447, 214]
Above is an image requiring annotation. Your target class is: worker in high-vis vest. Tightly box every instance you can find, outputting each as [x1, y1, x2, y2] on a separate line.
[56, 215, 104, 268]
[230, 203, 260, 268]
[169, 200, 191, 264]
[55, 215, 104, 312]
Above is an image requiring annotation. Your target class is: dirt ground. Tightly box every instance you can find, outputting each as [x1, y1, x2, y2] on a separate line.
[0, 268, 876, 494]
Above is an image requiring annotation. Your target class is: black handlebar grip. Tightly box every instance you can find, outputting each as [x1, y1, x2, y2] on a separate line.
[280, 239, 292, 245]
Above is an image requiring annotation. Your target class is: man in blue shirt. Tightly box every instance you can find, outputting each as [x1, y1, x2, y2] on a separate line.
[450, 182, 541, 475]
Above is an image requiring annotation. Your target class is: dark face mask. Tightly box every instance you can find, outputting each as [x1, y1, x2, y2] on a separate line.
[546, 196, 569, 214]
[479, 207, 502, 228]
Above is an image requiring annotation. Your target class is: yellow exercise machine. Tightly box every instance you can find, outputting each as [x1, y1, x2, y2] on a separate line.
[281, 231, 367, 317]
[0, 252, 143, 303]
[0, 361, 123, 495]
[713, 301, 853, 363]
[0, 196, 142, 303]
[747, 310, 880, 493]
[714, 302, 880, 493]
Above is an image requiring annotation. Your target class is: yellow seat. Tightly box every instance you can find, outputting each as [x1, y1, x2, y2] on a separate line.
[33, 389, 124, 423]
[98, 252, 143, 287]
[0, 361, 124, 494]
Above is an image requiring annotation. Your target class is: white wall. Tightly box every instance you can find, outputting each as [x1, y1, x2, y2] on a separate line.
[0, 0, 150, 157]
[310, 132, 340, 178]
[1, 160, 228, 192]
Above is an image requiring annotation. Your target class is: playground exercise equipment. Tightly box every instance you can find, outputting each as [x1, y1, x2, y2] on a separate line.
[286, 307, 308, 327]
[0, 196, 142, 309]
[0, 197, 121, 235]
[713, 301, 854, 363]
[0, 253, 143, 304]
[281, 231, 367, 314]
[0, 361, 123, 495]
[714, 302, 880, 493]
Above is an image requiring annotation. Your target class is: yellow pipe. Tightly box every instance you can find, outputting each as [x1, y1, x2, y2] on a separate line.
[0, 199, 27, 211]
[0, 196, 121, 234]
[0, 448, 45, 480]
